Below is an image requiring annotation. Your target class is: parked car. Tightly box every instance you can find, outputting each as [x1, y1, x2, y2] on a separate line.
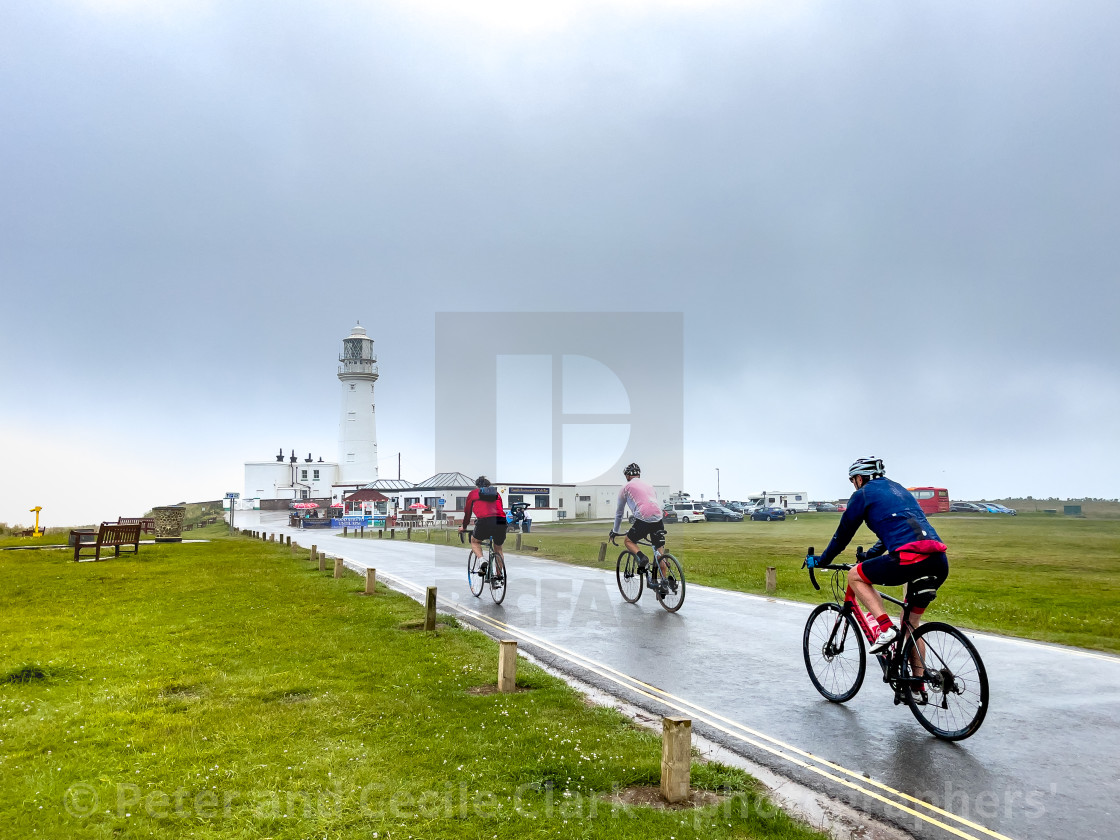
[813, 502, 838, 512]
[949, 501, 987, 513]
[660, 508, 679, 524]
[980, 503, 1018, 515]
[750, 506, 786, 521]
[704, 505, 744, 522]
[667, 502, 708, 523]
[726, 502, 749, 514]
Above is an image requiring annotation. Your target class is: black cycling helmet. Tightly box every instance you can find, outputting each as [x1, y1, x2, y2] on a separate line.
[623, 462, 641, 477]
[475, 475, 491, 488]
[848, 457, 885, 479]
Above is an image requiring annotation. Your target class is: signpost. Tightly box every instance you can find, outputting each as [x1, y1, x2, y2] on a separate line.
[225, 492, 240, 534]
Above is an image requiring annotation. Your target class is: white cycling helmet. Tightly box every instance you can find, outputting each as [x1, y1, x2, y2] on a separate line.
[848, 457, 885, 479]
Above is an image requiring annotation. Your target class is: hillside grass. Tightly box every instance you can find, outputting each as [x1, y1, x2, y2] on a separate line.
[0, 526, 827, 840]
[526, 513, 1120, 653]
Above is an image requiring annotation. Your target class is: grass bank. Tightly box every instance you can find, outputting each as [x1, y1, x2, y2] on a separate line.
[0, 527, 826, 840]
[525, 514, 1120, 653]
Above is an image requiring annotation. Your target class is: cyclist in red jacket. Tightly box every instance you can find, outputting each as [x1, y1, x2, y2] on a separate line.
[459, 476, 507, 576]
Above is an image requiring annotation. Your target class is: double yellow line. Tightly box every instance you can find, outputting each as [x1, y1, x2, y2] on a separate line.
[378, 568, 1020, 840]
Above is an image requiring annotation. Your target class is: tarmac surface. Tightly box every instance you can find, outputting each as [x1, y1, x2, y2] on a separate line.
[245, 512, 1120, 840]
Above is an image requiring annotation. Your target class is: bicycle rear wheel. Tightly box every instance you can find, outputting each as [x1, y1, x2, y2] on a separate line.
[467, 551, 485, 598]
[901, 622, 989, 741]
[803, 602, 866, 702]
[488, 552, 507, 605]
[654, 554, 686, 613]
[616, 551, 643, 603]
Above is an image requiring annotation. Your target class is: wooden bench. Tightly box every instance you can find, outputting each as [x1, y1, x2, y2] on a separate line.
[73, 522, 142, 562]
[118, 517, 156, 534]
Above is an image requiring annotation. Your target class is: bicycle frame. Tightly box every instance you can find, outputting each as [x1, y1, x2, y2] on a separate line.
[817, 564, 926, 697]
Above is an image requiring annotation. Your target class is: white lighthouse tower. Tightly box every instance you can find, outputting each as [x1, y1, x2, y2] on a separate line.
[337, 324, 379, 484]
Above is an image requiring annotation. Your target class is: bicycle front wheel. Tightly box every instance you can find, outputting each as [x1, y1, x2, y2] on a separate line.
[616, 551, 644, 603]
[901, 622, 989, 741]
[489, 553, 507, 605]
[803, 602, 866, 702]
[655, 554, 686, 613]
[467, 551, 485, 597]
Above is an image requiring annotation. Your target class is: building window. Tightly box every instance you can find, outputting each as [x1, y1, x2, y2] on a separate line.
[455, 496, 467, 510]
[558, 498, 563, 508]
[508, 494, 524, 506]
[535, 494, 550, 508]
[346, 453, 355, 462]
[313, 470, 320, 480]
[301, 470, 308, 480]
[350, 384, 355, 391]
[578, 495, 591, 502]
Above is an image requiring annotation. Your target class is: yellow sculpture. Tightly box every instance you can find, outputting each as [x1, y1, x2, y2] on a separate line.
[29, 506, 43, 537]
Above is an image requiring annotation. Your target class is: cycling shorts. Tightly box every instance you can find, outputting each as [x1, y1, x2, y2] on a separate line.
[471, 516, 507, 546]
[854, 551, 948, 612]
[626, 518, 666, 549]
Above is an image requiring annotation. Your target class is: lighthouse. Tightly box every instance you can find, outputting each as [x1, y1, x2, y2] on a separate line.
[337, 323, 379, 484]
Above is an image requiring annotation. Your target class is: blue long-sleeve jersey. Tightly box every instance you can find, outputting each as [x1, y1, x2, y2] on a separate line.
[820, 477, 943, 565]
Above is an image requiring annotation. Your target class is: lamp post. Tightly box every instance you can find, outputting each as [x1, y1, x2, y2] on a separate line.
[715, 469, 720, 503]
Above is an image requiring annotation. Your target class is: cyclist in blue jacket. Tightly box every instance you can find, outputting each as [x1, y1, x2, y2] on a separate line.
[808, 458, 949, 661]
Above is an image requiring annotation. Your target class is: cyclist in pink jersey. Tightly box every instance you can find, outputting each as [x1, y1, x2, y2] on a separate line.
[460, 476, 507, 573]
[609, 463, 668, 587]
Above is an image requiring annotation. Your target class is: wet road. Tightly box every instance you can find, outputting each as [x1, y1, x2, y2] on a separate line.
[249, 514, 1120, 840]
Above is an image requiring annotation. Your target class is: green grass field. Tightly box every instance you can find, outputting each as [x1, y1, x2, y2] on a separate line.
[525, 513, 1120, 653]
[0, 528, 826, 840]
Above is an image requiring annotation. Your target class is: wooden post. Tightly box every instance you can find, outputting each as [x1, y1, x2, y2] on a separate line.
[343, 526, 348, 536]
[498, 640, 518, 693]
[390, 528, 395, 540]
[286, 535, 291, 546]
[365, 568, 376, 595]
[311, 545, 318, 566]
[319, 551, 326, 573]
[661, 716, 692, 804]
[515, 533, 522, 551]
[424, 586, 437, 632]
[334, 556, 344, 578]
[378, 529, 383, 539]
[407, 527, 412, 541]
[766, 567, 777, 594]
[597, 542, 607, 563]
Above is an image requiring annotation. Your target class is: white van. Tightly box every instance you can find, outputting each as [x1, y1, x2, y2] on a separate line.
[669, 501, 708, 523]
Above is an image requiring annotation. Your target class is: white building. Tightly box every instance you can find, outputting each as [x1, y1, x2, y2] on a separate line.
[243, 323, 380, 506]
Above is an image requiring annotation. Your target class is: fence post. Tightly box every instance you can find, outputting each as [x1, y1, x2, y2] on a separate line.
[310, 545, 318, 566]
[424, 586, 437, 632]
[498, 640, 518, 693]
[378, 529, 383, 539]
[334, 556, 344, 578]
[661, 717, 692, 804]
[515, 533, 523, 551]
[343, 526, 348, 536]
[407, 527, 412, 541]
[766, 567, 777, 593]
[319, 551, 326, 573]
[597, 542, 607, 563]
[365, 568, 376, 595]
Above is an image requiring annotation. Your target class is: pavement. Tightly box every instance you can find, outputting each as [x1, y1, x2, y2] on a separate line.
[241, 511, 1120, 840]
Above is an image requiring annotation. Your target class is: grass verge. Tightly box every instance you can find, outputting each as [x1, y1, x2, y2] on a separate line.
[524, 514, 1120, 653]
[0, 527, 827, 839]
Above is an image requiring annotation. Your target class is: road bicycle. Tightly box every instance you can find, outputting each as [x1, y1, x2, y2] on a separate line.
[461, 531, 507, 605]
[801, 546, 989, 741]
[611, 534, 685, 613]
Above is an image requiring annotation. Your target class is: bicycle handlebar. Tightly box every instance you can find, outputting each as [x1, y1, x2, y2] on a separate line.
[803, 545, 858, 590]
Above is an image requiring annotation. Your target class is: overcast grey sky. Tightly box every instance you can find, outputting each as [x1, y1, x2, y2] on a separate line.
[2, 0, 1118, 526]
